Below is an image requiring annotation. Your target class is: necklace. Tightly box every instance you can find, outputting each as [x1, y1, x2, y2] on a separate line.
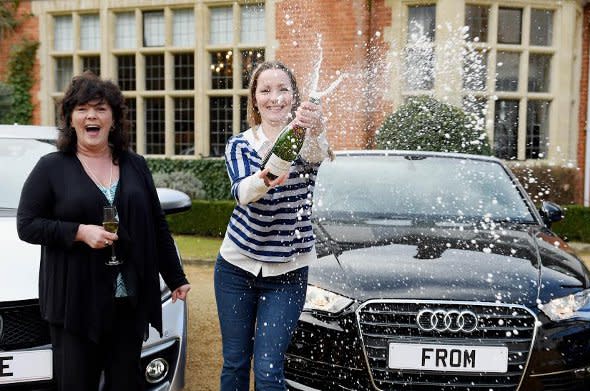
[77, 153, 114, 199]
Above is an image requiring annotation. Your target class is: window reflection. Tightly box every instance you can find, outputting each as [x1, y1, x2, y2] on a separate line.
[407, 5, 436, 44]
[241, 5, 265, 43]
[143, 11, 165, 47]
[498, 8, 522, 44]
[55, 57, 73, 92]
[115, 12, 136, 49]
[526, 101, 549, 159]
[126, 98, 136, 151]
[210, 7, 232, 45]
[173, 9, 195, 47]
[145, 97, 165, 155]
[496, 52, 519, 92]
[145, 54, 165, 90]
[82, 56, 100, 77]
[209, 97, 233, 156]
[53, 15, 73, 51]
[211, 50, 233, 89]
[174, 98, 195, 155]
[240, 96, 249, 132]
[465, 5, 489, 43]
[80, 14, 100, 50]
[174, 53, 195, 90]
[528, 54, 551, 92]
[530, 9, 553, 46]
[117, 55, 136, 91]
[494, 100, 519, 160]
[241, 49, 265, 89]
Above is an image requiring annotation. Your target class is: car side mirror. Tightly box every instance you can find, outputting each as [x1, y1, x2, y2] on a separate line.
[539, 201, 564, 228]
[156, 188, 192, 215]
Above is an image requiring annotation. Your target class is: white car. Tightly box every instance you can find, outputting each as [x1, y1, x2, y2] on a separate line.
[0, 124, 189, 390]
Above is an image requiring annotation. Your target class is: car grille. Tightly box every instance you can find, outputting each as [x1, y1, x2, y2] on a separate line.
[356, 300, 537, 390]
[286, 355, 369, 391]
[0, 301, 50, 350]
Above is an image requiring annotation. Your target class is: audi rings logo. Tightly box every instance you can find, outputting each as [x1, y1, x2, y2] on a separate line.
[416, 309, 478, 333]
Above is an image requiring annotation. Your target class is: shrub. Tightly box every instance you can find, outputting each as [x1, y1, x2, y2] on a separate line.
[375, 96, 491, 155]
[153, 171, 207, 200]
[166, 200, 235, 237]
[552, 205, 590, 243]
[508, 163, 581, 205]
[147, 158, 231, 200]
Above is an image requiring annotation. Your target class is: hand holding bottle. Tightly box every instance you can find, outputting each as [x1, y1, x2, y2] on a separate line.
[261, 96, 322, 179]
[292, 99, 324, 137]
[259, 167, 288, 187]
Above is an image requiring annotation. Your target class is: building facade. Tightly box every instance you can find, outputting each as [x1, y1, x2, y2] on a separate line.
[2, 0, 589, 202]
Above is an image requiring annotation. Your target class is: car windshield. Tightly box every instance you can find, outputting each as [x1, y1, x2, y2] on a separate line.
[313, 155, 536, 225]
[0, 138, 56, 209]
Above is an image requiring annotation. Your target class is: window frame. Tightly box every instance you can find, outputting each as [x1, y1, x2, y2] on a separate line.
[392, 0, 563, 162]
[41, 1, 268, 158]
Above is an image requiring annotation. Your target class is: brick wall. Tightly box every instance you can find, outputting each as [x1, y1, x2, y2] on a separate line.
[578, 4, 590, 204]
[275, 0, 392, 150]
[0, 0, 41, 125]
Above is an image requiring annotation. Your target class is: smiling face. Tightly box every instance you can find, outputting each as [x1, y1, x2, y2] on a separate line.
[254, 68, 295, 128]
[71, 99, 114, 153]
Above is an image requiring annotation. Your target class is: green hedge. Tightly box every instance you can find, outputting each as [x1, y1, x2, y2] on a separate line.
[166, 200, 235, 237]
[166, 200, 590, 243]
[508, 163, 581, 205]
[552, 205, 590, 243]
[147, 158, 231, 200]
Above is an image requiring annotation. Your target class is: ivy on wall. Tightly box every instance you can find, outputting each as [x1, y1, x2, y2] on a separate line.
[0, 0, 39, 124]
[0, 0, 21, 38]
[2, 40, 39, 124]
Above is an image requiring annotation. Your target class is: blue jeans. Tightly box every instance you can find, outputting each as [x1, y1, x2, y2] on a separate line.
[214, 255, 308, 391]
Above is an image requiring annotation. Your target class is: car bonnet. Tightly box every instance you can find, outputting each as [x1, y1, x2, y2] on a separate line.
[310, 224, 543, 308]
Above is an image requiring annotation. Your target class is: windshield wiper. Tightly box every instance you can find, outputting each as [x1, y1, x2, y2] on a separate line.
[312, 217, 344, 261]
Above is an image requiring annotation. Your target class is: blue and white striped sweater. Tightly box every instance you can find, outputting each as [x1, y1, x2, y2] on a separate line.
[224, 134, 319, 263]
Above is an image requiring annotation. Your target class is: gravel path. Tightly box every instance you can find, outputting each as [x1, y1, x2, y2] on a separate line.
[184, 262, 221, 391]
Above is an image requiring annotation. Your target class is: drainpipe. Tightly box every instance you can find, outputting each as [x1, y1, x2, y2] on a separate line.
[586, 68, 590, 205]
[585, 113, 589, 205]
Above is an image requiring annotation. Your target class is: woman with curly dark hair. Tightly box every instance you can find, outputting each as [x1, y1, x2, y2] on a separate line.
[17, 71, 190, 390]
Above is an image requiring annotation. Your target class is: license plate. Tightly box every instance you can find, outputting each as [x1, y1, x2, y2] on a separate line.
[0, 350, 52, 384]
[388, 343, 508, 373]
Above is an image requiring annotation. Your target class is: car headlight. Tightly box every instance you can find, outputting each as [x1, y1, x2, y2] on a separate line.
[304, 285, 353, 314]
[540, 289, 590, 321]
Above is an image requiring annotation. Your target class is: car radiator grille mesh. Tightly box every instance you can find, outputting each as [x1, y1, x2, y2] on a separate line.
[356, 301, 536, 391]
[0, 302, 50, 350]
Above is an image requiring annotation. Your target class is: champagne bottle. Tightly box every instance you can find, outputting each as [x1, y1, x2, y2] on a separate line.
[261, 96, 320, 180]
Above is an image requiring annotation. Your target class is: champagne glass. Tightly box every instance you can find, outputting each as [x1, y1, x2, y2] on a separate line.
[103, 206, 122, 266]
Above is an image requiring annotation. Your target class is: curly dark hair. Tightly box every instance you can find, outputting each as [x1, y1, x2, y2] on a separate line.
[246, 61, 301, 129]
[57, 71, 129, 162]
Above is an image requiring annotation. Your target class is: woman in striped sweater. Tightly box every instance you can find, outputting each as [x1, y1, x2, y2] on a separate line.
[214, 61, 330, 391]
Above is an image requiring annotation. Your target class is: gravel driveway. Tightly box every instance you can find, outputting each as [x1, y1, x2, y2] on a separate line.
[184, 262, 221, 391]
[180, 250, 590, 390]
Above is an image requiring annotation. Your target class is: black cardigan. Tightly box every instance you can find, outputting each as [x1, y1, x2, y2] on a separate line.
[17, 150, 189, 342]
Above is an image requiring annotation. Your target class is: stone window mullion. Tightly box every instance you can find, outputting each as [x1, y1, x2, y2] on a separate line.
[516, 7, 530, 160]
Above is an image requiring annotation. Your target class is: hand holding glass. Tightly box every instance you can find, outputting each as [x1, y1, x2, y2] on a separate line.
[103, 206, 122, 266]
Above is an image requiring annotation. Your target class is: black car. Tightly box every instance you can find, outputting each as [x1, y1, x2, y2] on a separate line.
[285, 151, 590, 391]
